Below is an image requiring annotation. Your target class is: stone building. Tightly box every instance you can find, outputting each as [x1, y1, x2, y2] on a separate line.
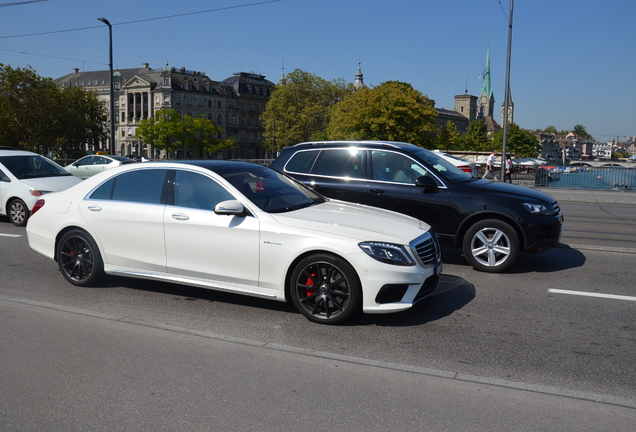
[54, 63, 274, 159]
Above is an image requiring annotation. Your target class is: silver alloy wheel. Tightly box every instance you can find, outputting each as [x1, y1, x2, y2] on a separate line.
[469, 226, 512, 268]
[9, 199, 28, 226]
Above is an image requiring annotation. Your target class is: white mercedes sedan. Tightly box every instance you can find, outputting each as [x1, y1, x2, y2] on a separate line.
[26, 161, 442, 324]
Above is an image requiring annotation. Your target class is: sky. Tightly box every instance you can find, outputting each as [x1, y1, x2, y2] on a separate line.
[1, 0, 635, 142]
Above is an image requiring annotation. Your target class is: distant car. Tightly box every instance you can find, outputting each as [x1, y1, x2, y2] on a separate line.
[64, 155, 136, 179]
[125, 155, 149, 162]
[271, 141, 563, 273]
[433, 150, 477, 177]
[0, 149, 82, 226]
[26, 160, 442, 324]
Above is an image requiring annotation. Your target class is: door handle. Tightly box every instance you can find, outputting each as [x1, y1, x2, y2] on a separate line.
[171, 213, 190, 221]
[87, 205, 102, 212]
[369, 188, 386, 195]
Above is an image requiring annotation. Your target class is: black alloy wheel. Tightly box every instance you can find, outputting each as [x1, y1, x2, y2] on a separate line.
[56, 230, 104, 286]
[9, 199, 29, 227]
[462, 219, 519, 273]
[290, 254, 361, 324]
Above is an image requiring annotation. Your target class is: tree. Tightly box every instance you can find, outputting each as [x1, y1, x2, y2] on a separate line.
[136, 109, 234, 158]
[458, 120, 491, 151]
[491, 123, 540, 157]
[260, 69, 351, 152]
[572, 124, 592, 140]
[0, 64, 106, 157]
[327, 81, 438, 148]
[435, 121, 460, 150]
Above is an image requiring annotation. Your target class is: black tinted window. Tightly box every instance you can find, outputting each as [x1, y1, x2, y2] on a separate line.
[90, 169, 167, 204]
[313, 149, 364, 178]
[285, 150, 319, 174]
[174, 170, 234, 211]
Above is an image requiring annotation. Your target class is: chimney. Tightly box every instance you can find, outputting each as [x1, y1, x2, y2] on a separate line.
[142, 63, 150, 69]
[72, 68, 79, 74]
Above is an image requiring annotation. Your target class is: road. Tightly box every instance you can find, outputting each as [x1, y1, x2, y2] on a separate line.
[1, 191, 636, 430]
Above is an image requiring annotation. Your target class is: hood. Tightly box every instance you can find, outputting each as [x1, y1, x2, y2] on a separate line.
[269, 200, 431, 243]
[20, 175, 83, 192]
[464, 179, 556, 203]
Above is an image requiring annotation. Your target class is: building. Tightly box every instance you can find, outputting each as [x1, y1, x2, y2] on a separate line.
[54, 63, 274, 159]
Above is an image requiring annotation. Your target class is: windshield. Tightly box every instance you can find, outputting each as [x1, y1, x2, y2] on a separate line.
[215, 164, 327, 213]
[411, 148, 473, 183]
[0, 155, 72, 180]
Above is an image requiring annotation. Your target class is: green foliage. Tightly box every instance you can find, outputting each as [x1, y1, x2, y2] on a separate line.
[458, 120, 491, 151]
[572, 124, 592, 140]
[136, 109, 233, 158]
[435, 121, 460, 150]
[0, 64, 106, 157]
[260, 69, 351, 152]
[327, 81, 438, 148]
[491, 123, 541, 157]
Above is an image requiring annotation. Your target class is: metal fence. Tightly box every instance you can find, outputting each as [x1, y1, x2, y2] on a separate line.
[477, 165, 636, 191]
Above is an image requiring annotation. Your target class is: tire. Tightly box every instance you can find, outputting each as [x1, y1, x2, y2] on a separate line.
[9, 199, 29, 227]
[56, 230, 104, 286]
[462, 219, 519, 273]
[289, 254, 361, 324]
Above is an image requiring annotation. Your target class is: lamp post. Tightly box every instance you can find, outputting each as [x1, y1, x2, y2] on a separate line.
[500, 0, 514, 181]
[98, 17, 115, 156]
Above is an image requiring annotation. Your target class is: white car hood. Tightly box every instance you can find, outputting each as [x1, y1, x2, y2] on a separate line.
[20, 175, 82, 191]
[269, 200, 430, 243]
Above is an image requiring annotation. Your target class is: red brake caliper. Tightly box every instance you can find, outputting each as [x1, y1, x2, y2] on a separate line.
[305, 271, 316, 297]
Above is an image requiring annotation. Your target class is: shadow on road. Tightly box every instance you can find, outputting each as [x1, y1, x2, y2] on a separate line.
[440, 245, 587, 274]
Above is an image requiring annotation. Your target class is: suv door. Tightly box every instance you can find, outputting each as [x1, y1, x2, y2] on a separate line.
[286, 148, 369, 203]
[364, 150, 453, 238]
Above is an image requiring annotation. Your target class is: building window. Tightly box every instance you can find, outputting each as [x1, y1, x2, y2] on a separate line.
[164, 77, 171, 86]
[217, 101, 222, 109]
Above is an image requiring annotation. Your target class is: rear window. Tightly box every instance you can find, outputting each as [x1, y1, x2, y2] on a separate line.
[284, 150, 319, 174]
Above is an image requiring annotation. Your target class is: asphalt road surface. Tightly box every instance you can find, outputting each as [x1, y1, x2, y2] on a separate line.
[1, 191, 635, 430]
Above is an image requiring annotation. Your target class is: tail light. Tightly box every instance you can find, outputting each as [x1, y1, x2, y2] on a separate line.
[457, 165, 473, 173]
[31, 199, 45, 216]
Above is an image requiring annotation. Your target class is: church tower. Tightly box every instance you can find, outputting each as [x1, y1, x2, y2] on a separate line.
[478, 43, 495, 120]
[501, 89, 514, 125]
[353, 62, 367, 90]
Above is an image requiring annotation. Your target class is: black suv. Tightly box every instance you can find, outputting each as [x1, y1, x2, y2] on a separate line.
[271, 141, 563, 272]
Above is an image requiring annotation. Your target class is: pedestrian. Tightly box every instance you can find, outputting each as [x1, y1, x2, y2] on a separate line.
[504, 155, 513, 183]
[482, 150, 498, 180]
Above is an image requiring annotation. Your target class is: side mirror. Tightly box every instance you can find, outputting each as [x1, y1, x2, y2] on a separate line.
[214, 200, 245, 216]
[415, 175, 439, 193]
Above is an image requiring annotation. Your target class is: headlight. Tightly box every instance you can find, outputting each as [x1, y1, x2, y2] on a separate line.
[523, 202, 550, 215]
[359, 242, 416, 266]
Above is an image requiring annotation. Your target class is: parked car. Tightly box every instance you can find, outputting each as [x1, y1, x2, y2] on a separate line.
[433, 150, 477, 177]
[64, 155, 136, 179]
[0, 150, 82, 226]
[270, 141, 563, 273]
[125, 154, 149, 162]
[26, 160, 442, 324]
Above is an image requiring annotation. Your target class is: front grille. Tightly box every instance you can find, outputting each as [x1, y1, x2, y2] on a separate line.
[411, 231, 441, 268]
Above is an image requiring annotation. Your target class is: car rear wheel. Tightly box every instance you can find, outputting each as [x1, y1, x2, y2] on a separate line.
[9, 198, 29, 226]
[56, 230, 104, 286]
[290, 254, 361, 324]
[463, 219, 519, 273]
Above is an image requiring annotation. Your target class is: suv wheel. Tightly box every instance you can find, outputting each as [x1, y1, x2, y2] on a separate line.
[463, 219, 519, 273]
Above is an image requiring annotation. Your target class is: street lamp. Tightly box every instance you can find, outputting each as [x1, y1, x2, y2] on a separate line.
[98, 17, 116, 156]
[500, 0, 514, 181]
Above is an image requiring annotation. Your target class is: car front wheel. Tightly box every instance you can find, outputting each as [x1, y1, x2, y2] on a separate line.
[56, 230, 104, 286]
[463, 219, 519, 273]
[9, 199, 29, 226]
[290, 254, 361, 324]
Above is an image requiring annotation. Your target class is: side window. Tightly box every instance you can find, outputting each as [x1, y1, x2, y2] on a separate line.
[0, 168, 9, 182]
[76, 157, 93, 166]
[93, 156, 108, 165]
[314, 149, 364, 178]
[90, 169, 167, 204]
[174, 170, 234, 211]
[372, 151, 433, 185]
[284, 150, 319, 174]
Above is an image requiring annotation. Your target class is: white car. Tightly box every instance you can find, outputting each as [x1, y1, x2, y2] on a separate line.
[26, 161, 442, 324]
[0, 150, 82, 226]
[433, 150, 477, 177]
[64, 154, 136, 179]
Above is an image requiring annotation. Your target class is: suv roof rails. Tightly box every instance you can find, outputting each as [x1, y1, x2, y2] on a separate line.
[291, 140, 417, 149]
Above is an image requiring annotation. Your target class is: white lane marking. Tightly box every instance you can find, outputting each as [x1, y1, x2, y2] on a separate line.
[549, 289, 636, 302]
[0, 233, 22, 238]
